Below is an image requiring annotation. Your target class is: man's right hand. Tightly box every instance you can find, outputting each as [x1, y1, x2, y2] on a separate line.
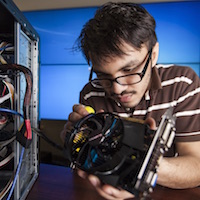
[60, 104, 92, 142]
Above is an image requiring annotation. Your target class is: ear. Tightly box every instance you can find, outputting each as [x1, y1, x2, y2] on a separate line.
[151, 42, 159, 67]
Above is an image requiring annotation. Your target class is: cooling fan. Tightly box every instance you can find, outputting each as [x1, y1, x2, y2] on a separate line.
[64, 109, 176, 198]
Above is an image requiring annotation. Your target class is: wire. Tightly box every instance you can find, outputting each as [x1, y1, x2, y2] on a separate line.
[0, 135, 16, 150]
[3, 81, 14, 109]
[0, 45, 13, 51]
[1, 64, 33, 144]
[0, 108, 24, 119]
[0, 93, 12, 105]
[6, 147, 25, 200]
[32, 127, 64, 151]
[0, 175, 13, 200]
[1, 84, 6, 96]
[0, 152, 14, 168]
[0, 64, 32, 119]
[0, 55, 7, 64]
[0, 63, 32, 198]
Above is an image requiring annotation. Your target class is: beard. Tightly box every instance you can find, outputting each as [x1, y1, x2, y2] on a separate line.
[110, 89, 137, 98]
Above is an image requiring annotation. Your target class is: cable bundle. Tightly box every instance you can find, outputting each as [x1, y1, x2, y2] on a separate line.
[0, 64, 33, 199]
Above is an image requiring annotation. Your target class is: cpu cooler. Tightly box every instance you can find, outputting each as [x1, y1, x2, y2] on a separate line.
[64, 108, 176, 198]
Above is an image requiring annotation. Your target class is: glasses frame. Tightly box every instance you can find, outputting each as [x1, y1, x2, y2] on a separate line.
[89, 48, 152, 88]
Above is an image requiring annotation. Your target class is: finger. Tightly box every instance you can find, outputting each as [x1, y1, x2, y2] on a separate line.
[77, 169, 88, 179]
[73, 104, 90, 116]
[60, 121, 73, 142]
[88, 176, 116, 200]
[145, 117, 157, 130]
[60, 128, 66, 142]
[88, 174, 101, 187]
[64, 121, 73, 131]
[88, 175, 134, 200]
[96, 109, 104, 113]
[96, 187, 119, 200]
[68, 111, 83, 123]
[102, 185, 134, 199]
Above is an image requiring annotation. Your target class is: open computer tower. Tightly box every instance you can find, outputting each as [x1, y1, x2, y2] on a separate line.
[0, 0, 39, 199]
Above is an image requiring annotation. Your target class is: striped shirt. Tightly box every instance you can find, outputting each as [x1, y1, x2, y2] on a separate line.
[79, 64, 200, 156]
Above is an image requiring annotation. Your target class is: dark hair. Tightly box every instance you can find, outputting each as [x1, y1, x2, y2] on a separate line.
[76, 2, 157, 66]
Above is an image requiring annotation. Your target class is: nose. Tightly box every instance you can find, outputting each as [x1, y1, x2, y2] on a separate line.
[111, 81, 127, 95]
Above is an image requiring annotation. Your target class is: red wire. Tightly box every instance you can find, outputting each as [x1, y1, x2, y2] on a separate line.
[1, 85, 6, 96]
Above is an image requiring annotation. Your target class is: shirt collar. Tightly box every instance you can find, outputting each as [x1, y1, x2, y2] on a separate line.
[150, 65, 162, 91]
[145, 65, 162, 100]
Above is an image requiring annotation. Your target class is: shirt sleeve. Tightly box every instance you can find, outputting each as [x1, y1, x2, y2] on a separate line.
[173, 67, 200, 142]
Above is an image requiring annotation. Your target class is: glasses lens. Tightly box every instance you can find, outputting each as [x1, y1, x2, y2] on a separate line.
[91, 79, 111, 88]
[91, 74, 142, 88]
[117, 74, 142, 85]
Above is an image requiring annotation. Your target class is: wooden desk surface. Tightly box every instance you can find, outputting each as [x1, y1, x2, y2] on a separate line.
[27, 164, 200, 200]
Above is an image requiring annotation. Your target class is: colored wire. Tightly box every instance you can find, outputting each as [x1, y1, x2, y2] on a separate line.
[0, 176, 14, 200]
[0, 45, 13, 51]
[1, 84, 6, 96]
[0, 64, 32, 120]
[6, 147, 25, 200]
[0, 93, 12, 105]
[3, 81, 14, 109]
[0, 55, 7, 64]
[1, 64, 33, 142]
[0, 64, 33, 198]
[0, 108, 24, 119]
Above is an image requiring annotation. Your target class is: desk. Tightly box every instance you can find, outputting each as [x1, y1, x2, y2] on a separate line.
[27, 164, 200, 200]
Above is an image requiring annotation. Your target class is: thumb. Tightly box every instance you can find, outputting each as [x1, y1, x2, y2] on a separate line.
[145, 117, 157, 130]
[96, 109, 104, 113]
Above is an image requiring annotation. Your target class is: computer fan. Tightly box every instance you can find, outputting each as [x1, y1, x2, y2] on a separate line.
[64, 108, 176, 198]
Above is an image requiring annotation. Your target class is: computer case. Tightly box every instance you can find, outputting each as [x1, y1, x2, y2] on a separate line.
[0, 0, 39, 199]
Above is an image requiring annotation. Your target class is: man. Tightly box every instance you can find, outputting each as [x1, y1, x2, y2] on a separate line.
[61, 2, 200, 199]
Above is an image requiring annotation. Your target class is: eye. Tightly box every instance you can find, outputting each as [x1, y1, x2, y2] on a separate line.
[122, 63, 142, 74]
[96, 73, 108, 79]
[122, 67, 135, 73]
[124, 68, 132, 72]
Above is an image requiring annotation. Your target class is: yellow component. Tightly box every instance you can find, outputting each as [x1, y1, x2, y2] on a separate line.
[73, 131, 83, 143]
[85, 106, 95, 114]
[76, 147, 80, 152]
[131, 155, 136, 160]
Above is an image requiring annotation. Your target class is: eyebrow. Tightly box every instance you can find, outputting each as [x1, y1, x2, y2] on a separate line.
[121, 60, 140, 70]
[93, 59, 140, 76]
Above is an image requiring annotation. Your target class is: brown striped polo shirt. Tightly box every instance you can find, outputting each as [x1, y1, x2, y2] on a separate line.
[79, 64, 200, 156]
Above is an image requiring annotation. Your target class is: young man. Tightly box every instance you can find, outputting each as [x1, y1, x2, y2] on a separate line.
[62, 2, 200, 199]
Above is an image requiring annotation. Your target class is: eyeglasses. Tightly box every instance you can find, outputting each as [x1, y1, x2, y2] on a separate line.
[89, 49, 152, 89]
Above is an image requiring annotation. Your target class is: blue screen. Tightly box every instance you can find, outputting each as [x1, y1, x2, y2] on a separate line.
[39, 64, 90, 119]
[24, 8, 97, 65]
[143, 2, 200, 66]
[24, 1, 200, 120]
